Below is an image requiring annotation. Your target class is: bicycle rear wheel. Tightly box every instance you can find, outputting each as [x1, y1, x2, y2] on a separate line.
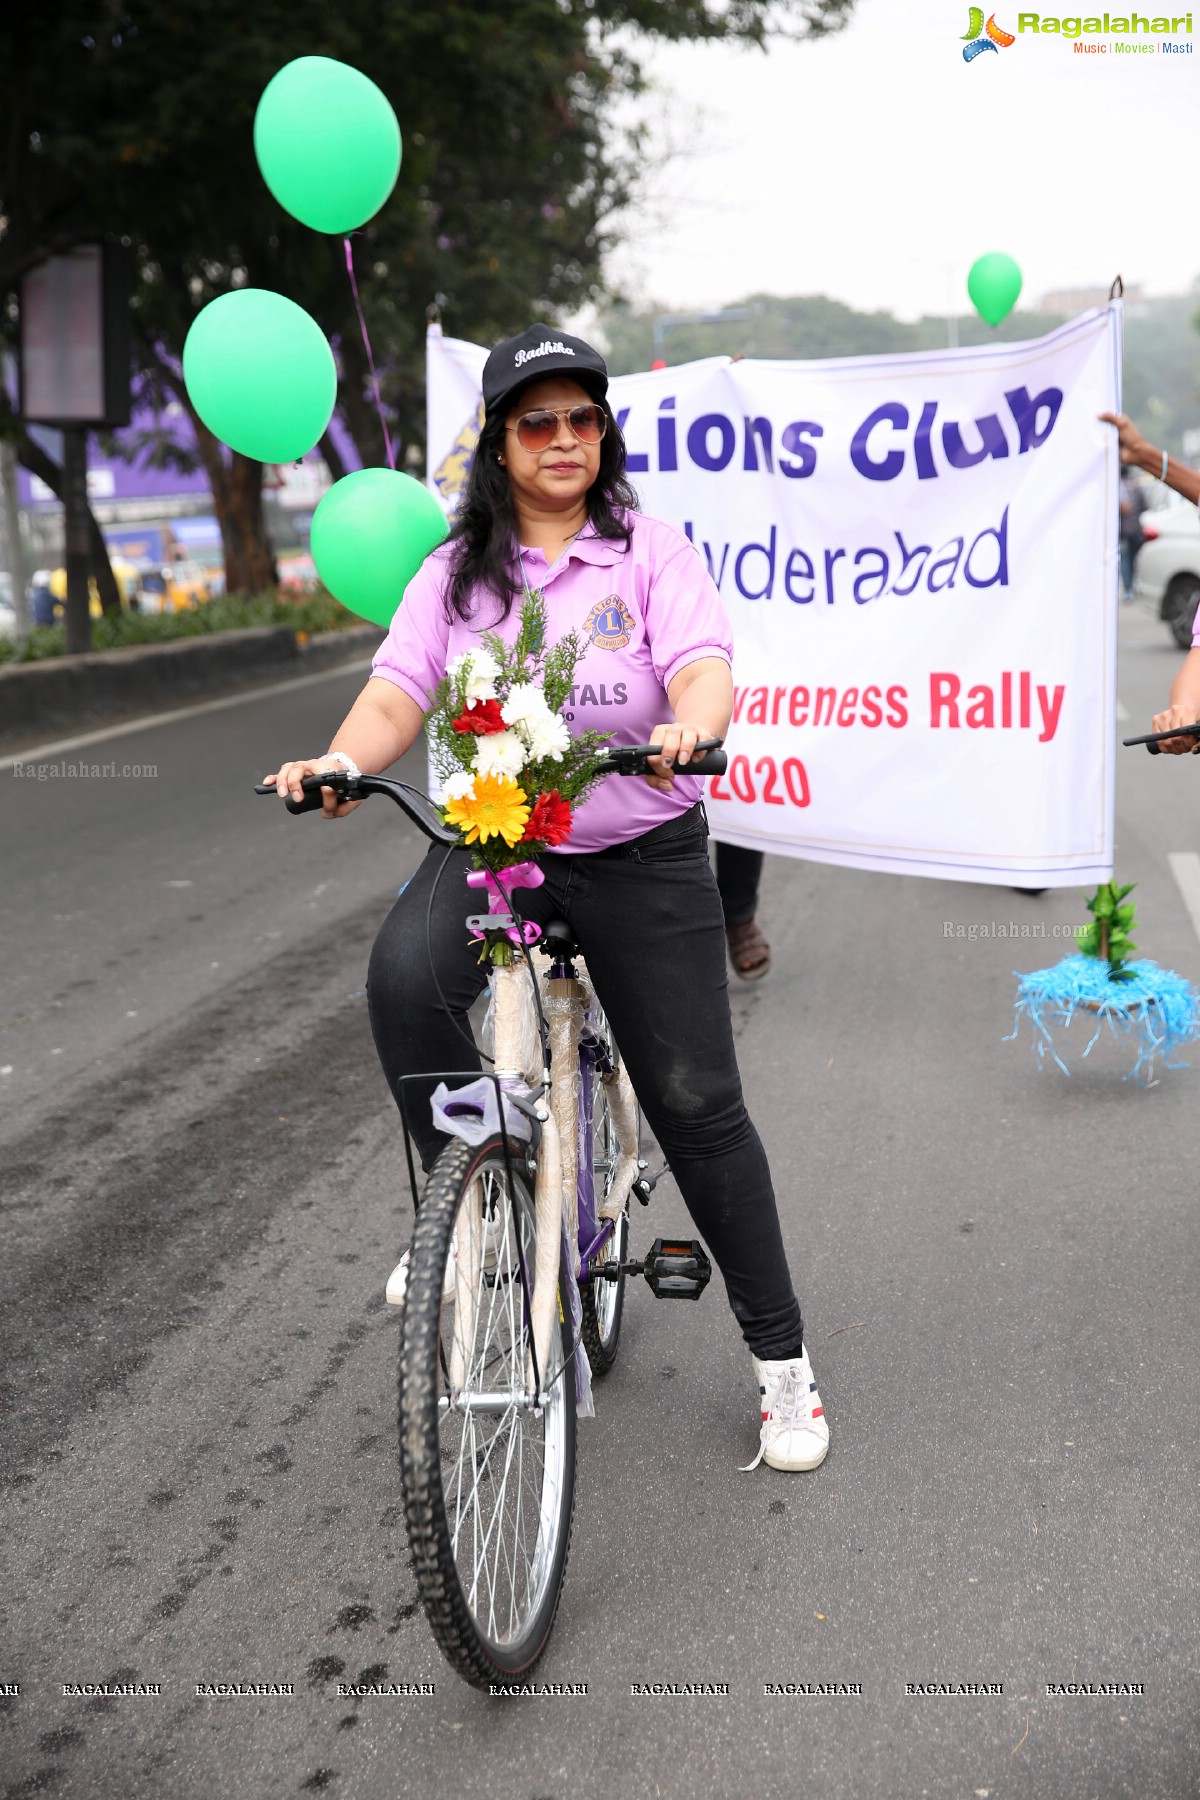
[399, 1135, 576, 1690]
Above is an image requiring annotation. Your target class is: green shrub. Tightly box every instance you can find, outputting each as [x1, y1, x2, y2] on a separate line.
[0, 589, 360, 665]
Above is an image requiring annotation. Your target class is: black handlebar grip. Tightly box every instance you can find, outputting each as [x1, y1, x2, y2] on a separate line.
[284, 787, 327, 813]
[685, 748, 727, 775]
[253, 776, 333, 812]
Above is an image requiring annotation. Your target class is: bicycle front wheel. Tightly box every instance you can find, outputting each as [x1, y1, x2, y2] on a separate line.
[398, 1135, 576, 1690]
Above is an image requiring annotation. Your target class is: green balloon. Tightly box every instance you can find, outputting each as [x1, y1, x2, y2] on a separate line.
[183, 290, 336, 463]
[311, 470, 448, 627]
[967, 252, 1023, 327]
[254, 56, 402, 234]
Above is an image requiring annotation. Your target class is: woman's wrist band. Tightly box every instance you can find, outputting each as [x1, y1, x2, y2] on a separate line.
[1160, 449, 1169, 482]
[319, 750, 361, 777]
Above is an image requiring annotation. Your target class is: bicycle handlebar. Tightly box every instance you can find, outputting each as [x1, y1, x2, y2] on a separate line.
[253, 773, 461, 839]
[593, 738, 727, 777]
[253, 738, 727, 840]
[1122, 723, 1200, 755]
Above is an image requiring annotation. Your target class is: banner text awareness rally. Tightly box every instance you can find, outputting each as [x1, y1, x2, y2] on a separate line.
[426, 309, 1120, 885]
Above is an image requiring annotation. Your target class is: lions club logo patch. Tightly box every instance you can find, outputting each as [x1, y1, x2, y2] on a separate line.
[583, 595, 635, 651]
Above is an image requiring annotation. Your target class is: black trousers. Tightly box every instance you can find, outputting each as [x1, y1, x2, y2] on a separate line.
[366, 806, 804, 1360]
[714, 841, 765, 927]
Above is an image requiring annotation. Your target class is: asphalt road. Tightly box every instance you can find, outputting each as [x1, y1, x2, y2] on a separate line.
[1, 613, 1197, 1800]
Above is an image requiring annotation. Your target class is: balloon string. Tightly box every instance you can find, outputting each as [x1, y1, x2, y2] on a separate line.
[343, 235, 395, 470]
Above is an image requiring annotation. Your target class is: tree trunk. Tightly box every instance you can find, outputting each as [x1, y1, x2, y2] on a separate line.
[88, 510, 122, 614]
[222, 454, 275, 594]
[152, 366, 275, 598]
[6, 405, 122, 616]
[188, 422, 275, 597]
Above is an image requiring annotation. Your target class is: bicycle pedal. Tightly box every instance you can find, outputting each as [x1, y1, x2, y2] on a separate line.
[642, 1237, 711, 1301]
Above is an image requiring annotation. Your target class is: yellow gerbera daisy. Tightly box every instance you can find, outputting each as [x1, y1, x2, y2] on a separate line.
[443, 772, 530, 846]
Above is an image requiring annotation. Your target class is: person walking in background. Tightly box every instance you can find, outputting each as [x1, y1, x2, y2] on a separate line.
[716, 843, 771, 980]
[1118, 462, 1148, 602]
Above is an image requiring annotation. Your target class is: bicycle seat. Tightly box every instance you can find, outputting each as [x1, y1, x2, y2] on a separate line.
[541, 917, 581, 961]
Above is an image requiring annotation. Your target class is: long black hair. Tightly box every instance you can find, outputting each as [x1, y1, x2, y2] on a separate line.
[445, 387, 640, 625]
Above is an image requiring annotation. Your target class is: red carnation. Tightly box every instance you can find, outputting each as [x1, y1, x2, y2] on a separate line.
[451, 698, 507, 736]
[521, 790, 573, 847]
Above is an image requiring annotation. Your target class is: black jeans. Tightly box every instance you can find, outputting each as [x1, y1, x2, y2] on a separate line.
[714, 842, 765, 927]
[367, 805, 804, 1360]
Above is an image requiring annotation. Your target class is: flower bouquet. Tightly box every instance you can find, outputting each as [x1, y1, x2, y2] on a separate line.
[426, 591, 610, 959]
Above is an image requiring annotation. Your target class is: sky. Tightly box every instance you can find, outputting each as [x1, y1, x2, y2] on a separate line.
[611, 0, 1200, 321]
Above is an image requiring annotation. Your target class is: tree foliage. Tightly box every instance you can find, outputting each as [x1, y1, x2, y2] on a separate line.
[0, 0, 854, 594]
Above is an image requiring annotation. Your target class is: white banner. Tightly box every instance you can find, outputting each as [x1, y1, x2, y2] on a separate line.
[426, 311, 1121, 887]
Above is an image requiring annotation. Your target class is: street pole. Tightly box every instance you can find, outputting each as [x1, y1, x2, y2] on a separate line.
[0, 436, 29, 652]
[62, 426, 91, 655]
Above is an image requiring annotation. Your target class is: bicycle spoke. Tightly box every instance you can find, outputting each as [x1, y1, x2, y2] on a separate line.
[437, 1152, 557, 1648]
[402, 1124, 576, 1688]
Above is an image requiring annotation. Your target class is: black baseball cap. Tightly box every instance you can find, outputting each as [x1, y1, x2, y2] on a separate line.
[481, 325, 608, 419]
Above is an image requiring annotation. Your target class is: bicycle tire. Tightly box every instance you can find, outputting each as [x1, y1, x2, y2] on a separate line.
[579, 1048, 632, 1374]
[399, 1135, 576, 1690]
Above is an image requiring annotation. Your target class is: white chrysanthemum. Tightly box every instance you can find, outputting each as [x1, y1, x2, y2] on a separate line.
[521, 710, 572, 762]
[501, 681, 554, 730]
[447, 647, 500, 703]
[441, 769, 477, 801]
[473, 729, 528, 780]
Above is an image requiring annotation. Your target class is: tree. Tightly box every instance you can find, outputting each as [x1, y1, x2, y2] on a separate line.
[0, 0, 855, 597]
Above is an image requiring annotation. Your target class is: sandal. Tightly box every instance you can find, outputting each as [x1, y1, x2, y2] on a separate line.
[725, 917, 771, 981]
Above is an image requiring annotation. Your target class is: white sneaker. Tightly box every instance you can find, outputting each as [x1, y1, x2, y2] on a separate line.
[385, 1249, 415, 1309]
[384, 1198, 507, 1310]
[385, 1238, 458, 1310]
[741, 1346, 829, 1472]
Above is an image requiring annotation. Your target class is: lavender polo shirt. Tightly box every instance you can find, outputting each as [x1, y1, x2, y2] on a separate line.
[371, 511, 733, 853]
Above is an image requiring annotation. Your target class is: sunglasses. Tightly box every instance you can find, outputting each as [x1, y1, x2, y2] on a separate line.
[506, 404, 608, 453]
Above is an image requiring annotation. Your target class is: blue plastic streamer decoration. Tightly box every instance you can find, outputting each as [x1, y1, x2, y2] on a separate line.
[1007, 954, 1200, 1084]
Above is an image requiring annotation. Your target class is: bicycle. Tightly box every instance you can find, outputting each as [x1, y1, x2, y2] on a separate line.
[256, 738, 727, 1690]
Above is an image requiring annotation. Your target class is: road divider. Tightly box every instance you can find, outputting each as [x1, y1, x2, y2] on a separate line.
[0, 623, 384, 753]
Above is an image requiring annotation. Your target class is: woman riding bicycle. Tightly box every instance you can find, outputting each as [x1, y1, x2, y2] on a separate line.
[267, 324, 827, 1474]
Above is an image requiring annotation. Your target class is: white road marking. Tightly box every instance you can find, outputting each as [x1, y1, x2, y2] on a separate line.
[0, 657, 375, 771]
[1168, 852, 1200, 949]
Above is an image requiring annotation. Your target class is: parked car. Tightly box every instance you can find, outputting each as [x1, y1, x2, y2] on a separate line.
[1135, 503, 1200, 649]
[48, 560, 142, 619]
[137, 561, 219, 613]
[277, 553, 319, 593]
[162, 560, 218, 611]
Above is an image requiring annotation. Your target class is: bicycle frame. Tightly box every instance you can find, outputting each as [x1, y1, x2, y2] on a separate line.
[390, 859, 641, 1401]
